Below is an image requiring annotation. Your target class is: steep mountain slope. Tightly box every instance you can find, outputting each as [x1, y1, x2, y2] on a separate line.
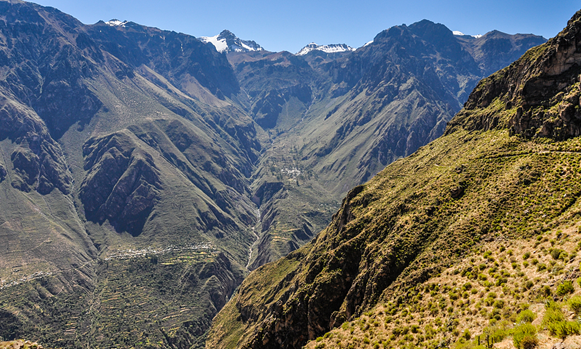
[230, 21, 545, 269]
[206, 10, 581, 349]
[0, 2, 262, 347]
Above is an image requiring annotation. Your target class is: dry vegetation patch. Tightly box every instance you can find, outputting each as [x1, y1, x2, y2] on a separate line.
[305, 225, 581, 349]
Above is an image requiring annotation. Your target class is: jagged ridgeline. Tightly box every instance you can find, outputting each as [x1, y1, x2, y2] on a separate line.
[207, 10, 581, 349]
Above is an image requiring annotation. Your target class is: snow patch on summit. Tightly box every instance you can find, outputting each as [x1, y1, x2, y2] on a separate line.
[200, 34, 229, 53]
[106, 19, 127, 27]
[453, 30, 483, 39]
[200, 30, 264, 53]
[296, 43, 355, 56]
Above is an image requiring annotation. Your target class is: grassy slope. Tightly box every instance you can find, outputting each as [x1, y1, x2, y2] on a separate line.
[304, 226, 581, 349]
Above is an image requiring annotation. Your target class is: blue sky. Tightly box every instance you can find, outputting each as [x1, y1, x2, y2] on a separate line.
[32, 0, 579, 53]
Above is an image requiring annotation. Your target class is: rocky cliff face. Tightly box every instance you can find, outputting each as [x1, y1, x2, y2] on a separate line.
[449, 11, 581, 140]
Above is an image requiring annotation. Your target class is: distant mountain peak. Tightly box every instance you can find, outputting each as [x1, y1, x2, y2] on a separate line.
[296, 42, 355, 55]
[199, 30, 264, 53]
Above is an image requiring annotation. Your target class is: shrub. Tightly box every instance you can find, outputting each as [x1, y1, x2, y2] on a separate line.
[493, 300, 505, 309]
[568, 295, 581, 315]
[520, 335, 538, 349]
[513, 323, 537, 349]
[549, 320, 580, 339]
[542, 302, 580, 339]
[523, 252, 531, 259]
[543, 301, 564, 320]
[550, 248, 564, 260]
[550, 248, 568, 261]
[496, 278, 508, 286]
[517, 309, 536, 323]
[484, 320, 511, 344]
[556, 281, 574, 296]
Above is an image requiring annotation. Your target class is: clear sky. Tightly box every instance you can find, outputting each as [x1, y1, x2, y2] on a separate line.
[30, 0, 579, 53]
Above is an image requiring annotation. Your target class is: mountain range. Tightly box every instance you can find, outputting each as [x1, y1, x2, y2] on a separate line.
[208, 9, 581, 349]
[0, 1, 547, 347]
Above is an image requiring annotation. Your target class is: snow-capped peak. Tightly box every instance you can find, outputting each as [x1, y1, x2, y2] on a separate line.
[296, 43, 355, 56]
[199, 30, 264, 53]
[105, 19, 127, 27]
[453, 30, 483, 39]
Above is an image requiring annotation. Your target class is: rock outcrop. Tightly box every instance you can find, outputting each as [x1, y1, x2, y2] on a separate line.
[448, 11, 581, 140]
